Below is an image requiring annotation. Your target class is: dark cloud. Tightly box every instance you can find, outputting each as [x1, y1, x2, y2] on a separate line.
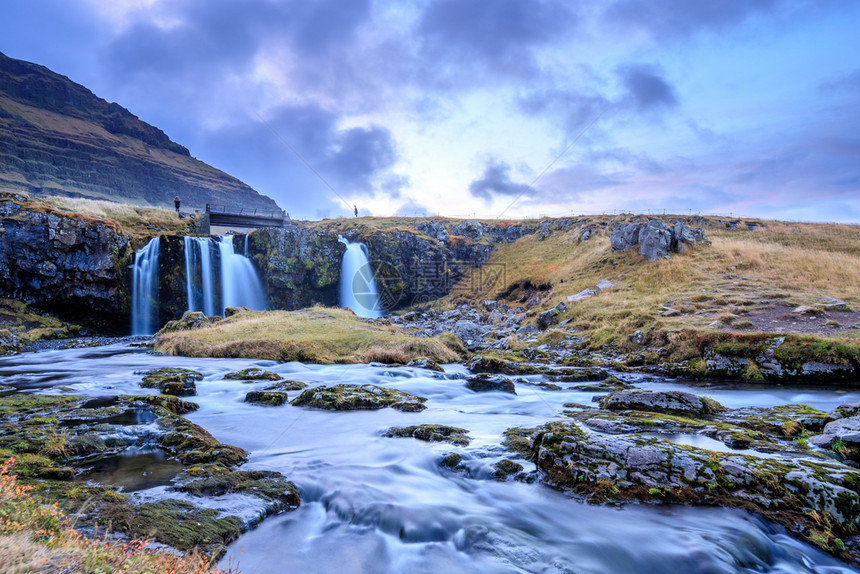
[602, 0, 783, 39]
[469, 160, 534, 202]
[519, 88, 609, 133]
[416, 0, 578, 85]
[616, 64, 678, 112]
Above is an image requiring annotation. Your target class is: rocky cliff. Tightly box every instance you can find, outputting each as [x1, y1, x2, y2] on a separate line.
[0, 52, 279, 212]
[0, 193, 131, 332]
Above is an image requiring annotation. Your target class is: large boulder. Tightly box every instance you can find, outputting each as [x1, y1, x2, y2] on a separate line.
[415, 220, 449, 242]
[638, 221, 672, 261]
[610, 223, 642, 252]
[537, 309, 559, 330]
[452, 320, 485, 350]
[290, 384, 427, 411]
[465, 374, 516, 394]
[601, 390, 724, 416]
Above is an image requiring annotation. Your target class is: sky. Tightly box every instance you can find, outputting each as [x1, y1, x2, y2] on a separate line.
[1, 0, 859, 222]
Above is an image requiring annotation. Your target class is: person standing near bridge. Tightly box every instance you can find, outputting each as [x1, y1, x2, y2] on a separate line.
[354, 205, 358, 218]
[174, 196, 181, 215]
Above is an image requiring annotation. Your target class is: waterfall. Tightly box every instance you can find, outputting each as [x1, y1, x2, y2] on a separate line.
[184, 235, 266, 316]
[184, 237, 219, 316]
[218, 236, 267, 313]
[131, 237, 160, 335]
[338, 237, 381, 318]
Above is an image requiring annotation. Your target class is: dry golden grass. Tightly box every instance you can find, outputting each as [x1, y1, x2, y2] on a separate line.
[442, 215, 860, 345]
[155, 307, 462, 364]
[40, 195, 197, 236]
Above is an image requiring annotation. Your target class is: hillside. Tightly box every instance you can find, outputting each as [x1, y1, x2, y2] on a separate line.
[0, 52, 278, 212]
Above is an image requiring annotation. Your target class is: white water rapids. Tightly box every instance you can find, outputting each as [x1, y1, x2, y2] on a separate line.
[0, 344, 857, 573]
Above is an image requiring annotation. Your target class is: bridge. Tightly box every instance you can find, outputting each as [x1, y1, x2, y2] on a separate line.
[200, 204, 288, 234]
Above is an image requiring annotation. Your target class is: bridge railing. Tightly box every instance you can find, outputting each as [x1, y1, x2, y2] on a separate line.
[206, 204, 286, 220]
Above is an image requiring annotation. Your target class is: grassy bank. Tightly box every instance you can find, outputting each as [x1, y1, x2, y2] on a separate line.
[155, 307, 462, 364]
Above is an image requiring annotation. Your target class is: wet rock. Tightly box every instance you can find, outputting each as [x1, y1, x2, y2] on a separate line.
[125, 394, 199, 415]
[244, 390, 288, 406]
[465, 374, 516, 394]
[406, 358, 444, 372]
[494, 459, 524, 479]
[704, 351, 749, 377]
[385, 424, 470, 446]
[467, 355, 539, 376]
[801, 362, 854, 377]
[828, 403, 860, 421]
[290, 384, 427, 411]
[223, 368, 282, 381]
[548, 368, 609, 383]
[264, 380, 307, 392]
[441, 452, 462, 468]
[601, 390, 725, 416]
[140, 368, 203, 396]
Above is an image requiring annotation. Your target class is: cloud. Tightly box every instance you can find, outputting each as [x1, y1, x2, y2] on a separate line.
[415, 0, 578, 86]
[468, 160, 535, 202]
[820, 69, 860, 93]
[616, 64, 678, 112]
[393, 199, 431, 217]
[602, 0, 784, 39]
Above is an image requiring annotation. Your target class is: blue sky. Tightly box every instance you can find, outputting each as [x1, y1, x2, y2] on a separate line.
[2, 0, 858, 222]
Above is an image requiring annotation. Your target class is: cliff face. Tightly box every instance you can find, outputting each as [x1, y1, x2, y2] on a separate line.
[0, 52, 279, 212]
[0, 193, 132, 331]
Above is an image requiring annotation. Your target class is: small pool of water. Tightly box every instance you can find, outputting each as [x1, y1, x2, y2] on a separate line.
[74, 447, 183, 492]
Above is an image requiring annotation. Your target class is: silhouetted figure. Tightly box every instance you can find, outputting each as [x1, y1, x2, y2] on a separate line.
[174, 196, 181, 215]
[354, 205, 358, 217]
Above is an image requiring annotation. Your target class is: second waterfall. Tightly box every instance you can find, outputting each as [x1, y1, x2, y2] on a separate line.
[184, 235, 267, 317]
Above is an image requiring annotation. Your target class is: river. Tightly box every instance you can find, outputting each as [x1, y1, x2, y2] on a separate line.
[0, 342, 857, 573]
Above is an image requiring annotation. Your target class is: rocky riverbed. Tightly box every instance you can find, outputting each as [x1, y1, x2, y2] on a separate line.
[2, 335, 860, 570]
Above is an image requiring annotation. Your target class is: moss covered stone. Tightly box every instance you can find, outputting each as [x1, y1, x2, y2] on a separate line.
[223, 368, 282, 381]
[244, 390, 288, 406]
[385, 424, 470, 445]
[494, 459, 524, 479]
[140, 367, 202, 396]
[291, 384, 427, 411]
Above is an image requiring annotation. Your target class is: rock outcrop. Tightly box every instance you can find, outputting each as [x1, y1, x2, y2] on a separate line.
[610, 219, 707, 260]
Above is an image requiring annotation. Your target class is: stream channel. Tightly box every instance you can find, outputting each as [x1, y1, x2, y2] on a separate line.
[1, 342, 858, 573]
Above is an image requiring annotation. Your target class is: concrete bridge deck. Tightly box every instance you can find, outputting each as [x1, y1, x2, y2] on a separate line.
[200, 203, 287, 234]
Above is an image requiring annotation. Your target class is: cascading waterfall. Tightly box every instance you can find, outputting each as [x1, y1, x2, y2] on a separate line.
[184, 237, 218, 316]
[338, 236, 381, 318]
[131, 237, 160, 335]
[218, 235, 267, 312]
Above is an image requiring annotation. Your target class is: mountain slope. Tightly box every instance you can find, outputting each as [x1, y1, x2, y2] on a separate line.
[0, 52, 279, 211]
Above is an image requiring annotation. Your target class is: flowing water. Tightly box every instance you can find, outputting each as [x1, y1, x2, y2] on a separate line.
[130, 237, 160, 335]
[0, 344, 857, 573]
[218, 235, 267, 313]
[339, 237, 382, 318]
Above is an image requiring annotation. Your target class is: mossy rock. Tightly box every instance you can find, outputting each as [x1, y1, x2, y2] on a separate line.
[140, 367, 203, 391]
[106, 499, 243, 553]
[157, 413, 248, 466]
[177, 468, 300, 508]
[244, 390, 288, 406]
[386, 424, 470, 446]
[264, 380, 307, 391]
[467, 354, 539, 375]
[547, 367, 610, 382]
[156, 311, 217, 334]
[122, 394, 199, 415]
[494, 459, 524, 479]
[441, 453, 462, 468]
[405, 358, 444, 372]
[600, 390, 725, 416]
[291, 384, 427, 411]
[223, 368, 282, 381]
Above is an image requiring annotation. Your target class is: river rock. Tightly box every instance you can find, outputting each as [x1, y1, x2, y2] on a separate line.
[385, 424, 470, 446]
[601, 390, 724, 416]
[809, 416, 860, 456]
[244, 390, 288, 406]
[828, 403, 860, 421]
[140, 367, 203, 396]
[465, 374, 516, 394]
[494, 459, 524, 479]
[223, 368, 282, 381]
[406, 358, 444, 372]
[290, 384, 427, 411]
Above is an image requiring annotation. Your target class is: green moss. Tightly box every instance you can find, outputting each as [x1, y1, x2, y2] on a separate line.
[244, 390, 288, 406]
[121, 394, 199, 415]
[494, 459, 524, 479]
[140, 367, 203, 389]
[158, 413, 248, 466]
[291, 384, 427, 411]
[223, 368, 282, 381]
[386, 424, 470, 446]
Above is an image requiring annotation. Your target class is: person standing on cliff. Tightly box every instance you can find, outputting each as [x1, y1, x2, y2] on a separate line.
[354, 205, 358, 218]
[174, 196, 181, 215]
